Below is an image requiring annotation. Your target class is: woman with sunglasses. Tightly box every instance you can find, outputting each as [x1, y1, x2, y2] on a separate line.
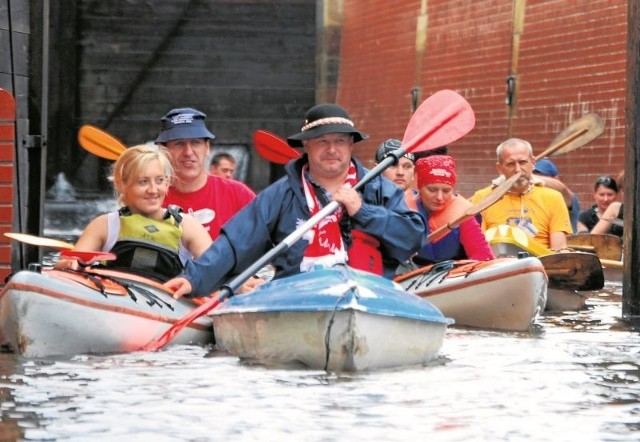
[577, 175, 622, 237]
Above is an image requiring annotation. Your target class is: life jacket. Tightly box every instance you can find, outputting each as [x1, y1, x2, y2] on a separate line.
[105, 206, 185, 282]
[427, 194, 471, 234]
[414, 195, 471, 265]
[405, 188, 419, 211]
[347, 230, 383, 275]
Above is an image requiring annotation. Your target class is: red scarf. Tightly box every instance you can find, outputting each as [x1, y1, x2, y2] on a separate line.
[300, 162, 358, 270]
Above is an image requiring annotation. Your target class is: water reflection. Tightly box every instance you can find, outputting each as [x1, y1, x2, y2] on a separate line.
[1, 291, 639, 441]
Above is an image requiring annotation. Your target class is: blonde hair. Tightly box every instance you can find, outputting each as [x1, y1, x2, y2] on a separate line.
[110, 144, 173, 206]
[495, 138, 533, 163]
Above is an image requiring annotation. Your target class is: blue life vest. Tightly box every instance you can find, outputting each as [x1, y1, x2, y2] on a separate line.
[414, 201, 467, 265]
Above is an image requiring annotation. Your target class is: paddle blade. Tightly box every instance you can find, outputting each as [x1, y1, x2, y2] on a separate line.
[78, 124, 127, 161]
[141, 289, 227, 351]
[567, 233, 622, 261]
[539, 113, 604, 159]
[5, 232, 75, 250]
[539, 252, 604, 291]
[402, 90, 475, 154]
[60, 249, 117, 265]
[253, 130, 300, 165]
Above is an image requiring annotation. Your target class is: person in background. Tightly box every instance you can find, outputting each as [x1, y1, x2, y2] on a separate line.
[164, 103, 425, 298]
[413, 155, 494, 264]
[577, 175, 621, 235]
[374, 138, 417, 210]
[591, 170, 625, 237]
[209, 151, 237, 179]
[532, 157, 580, 233]
[471, 138, 571, 250]
[54, 145, 212, 281]
[155, 108, 255, 240]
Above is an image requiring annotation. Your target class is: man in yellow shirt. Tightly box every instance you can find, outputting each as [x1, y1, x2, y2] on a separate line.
[470, 138, 571, 250]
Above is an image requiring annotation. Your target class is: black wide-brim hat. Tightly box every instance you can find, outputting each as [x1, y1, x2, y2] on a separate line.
[287, 103, 368, 147]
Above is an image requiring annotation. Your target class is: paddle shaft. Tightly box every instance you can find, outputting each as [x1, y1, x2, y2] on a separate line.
[427, 172, 523, 243]
[535, 127, 587, 161]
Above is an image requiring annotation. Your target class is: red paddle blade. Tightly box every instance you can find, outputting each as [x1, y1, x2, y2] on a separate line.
[253, 130, 301, 165]
[141, 293, 224, 351]
[60, 249, 117, 265]
[402, 90, 475, 153]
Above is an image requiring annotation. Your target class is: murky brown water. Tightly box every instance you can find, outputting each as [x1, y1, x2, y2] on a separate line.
[1, 281, 638, 441]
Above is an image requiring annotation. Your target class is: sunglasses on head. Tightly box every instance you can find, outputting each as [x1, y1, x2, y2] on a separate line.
[595, 176, 618, 192]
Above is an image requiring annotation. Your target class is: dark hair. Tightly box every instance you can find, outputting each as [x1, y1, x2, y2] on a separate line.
[211, 152, 236, 166]
[594, 176, 618, 192]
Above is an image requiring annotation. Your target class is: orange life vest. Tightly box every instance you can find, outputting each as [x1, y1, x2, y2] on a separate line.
[427, 194, 472, 238]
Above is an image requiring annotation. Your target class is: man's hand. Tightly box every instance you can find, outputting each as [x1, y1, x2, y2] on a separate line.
[237, 276, 266, 294]
[332, 185, 362, 216]
[163, 277, 193, 299]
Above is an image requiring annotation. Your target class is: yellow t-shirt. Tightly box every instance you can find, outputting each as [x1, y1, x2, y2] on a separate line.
[470, 184, 571, 249]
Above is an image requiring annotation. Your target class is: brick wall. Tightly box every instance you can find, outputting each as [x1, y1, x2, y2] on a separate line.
[337, 0, 627, 207]
[0, 89, 15, 284]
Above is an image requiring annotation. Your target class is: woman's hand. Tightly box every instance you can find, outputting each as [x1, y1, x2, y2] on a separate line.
[163, 277, 193, 299]
[53, 259, 80, 271]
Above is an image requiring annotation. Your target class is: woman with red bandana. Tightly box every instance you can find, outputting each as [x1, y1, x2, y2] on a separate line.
[413, 155, 494, 265]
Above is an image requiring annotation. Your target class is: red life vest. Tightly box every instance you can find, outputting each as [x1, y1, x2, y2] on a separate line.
[348, 230, 383, 275]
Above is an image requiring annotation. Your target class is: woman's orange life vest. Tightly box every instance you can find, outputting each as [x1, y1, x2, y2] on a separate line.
[405, 188, 419, 211]
[426, 194, 472, 239]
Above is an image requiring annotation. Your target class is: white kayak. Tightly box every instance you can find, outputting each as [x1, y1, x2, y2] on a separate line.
[395, 257, 547, 331]
[210, 265, 453, 372]
[0, 266, 213, 357]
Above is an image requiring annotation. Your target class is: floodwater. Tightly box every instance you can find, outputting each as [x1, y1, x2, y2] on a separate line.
[1, 284, 638, 440]
[0, 184, 638, 441]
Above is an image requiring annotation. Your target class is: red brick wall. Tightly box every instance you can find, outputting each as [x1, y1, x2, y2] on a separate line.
[0, 88, 15, 283]
[337, 0, 627, 206]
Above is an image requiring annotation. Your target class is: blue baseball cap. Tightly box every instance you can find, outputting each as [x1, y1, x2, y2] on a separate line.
[533, 158, 558, 177]
[156, 108, 216, 143]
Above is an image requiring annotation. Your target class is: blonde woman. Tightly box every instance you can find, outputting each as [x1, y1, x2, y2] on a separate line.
[56, 145, 212, 281]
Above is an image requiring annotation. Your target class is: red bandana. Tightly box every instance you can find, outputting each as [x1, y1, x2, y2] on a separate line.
[415, 155, 457, 188]
[300, 162, 358, 271]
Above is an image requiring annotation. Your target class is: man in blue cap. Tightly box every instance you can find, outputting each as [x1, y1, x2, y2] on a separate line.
[164, 103, 425, 298]
[533, 157, 580, 233]
[156, 107, 255, 240]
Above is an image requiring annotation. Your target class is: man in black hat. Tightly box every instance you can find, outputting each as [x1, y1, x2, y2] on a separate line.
[156, 107, 255, 241]
[164, 103, 425, 298]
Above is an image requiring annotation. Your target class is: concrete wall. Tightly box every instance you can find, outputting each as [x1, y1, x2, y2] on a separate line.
[56, 0, 317, 192]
